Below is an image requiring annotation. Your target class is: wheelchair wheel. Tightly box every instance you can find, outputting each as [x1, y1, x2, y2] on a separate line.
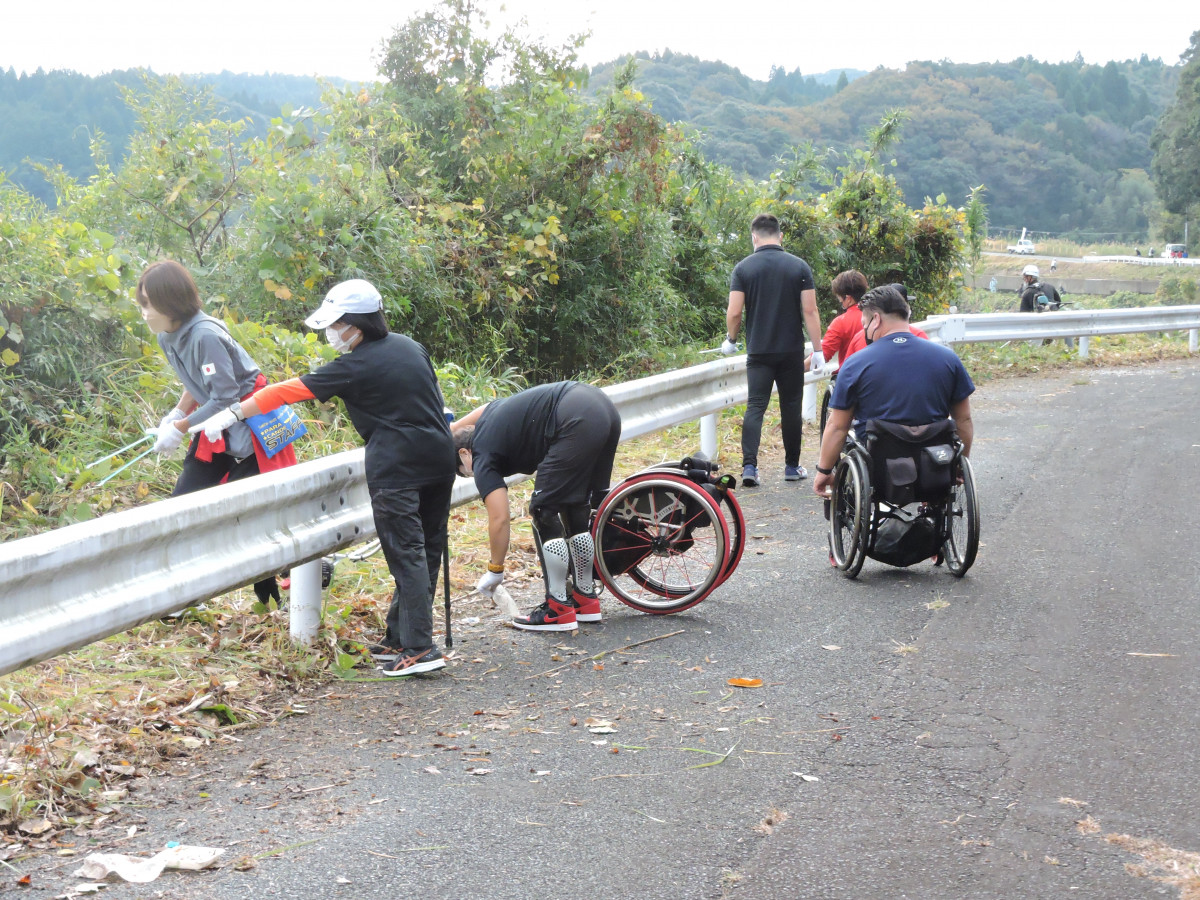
[941, 455, 979, 577]
[818, 386, 832, 440]
[828, 450, 870, 578]
[706, 479, 745, 587]
[593, 473, 730, 614]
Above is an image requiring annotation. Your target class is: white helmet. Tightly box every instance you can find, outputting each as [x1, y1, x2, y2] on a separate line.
[1022, 264, 1039, 278]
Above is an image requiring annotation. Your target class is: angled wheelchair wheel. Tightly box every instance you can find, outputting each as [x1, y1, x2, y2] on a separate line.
[593, 473, 730, 614]
[818, 386, 832, 440]
[706, 479, 745, 587]
[828, 450, 871, 578]
[942, 455, 979, 577]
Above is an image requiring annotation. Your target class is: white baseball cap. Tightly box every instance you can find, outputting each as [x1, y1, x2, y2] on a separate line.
[305, 279, 383, 329]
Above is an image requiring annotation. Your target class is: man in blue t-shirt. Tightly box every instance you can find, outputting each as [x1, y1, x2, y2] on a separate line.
[812, 285, 975, 499]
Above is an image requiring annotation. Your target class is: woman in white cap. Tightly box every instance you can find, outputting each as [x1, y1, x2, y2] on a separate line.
[192, 280, 457, 676]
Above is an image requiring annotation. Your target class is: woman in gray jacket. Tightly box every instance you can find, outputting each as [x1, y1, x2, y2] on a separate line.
[137, 260, 296, 607]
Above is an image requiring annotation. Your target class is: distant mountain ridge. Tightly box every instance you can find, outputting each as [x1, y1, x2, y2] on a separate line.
[586, 51, 1179, 239]
[1, 54, 1181, 239]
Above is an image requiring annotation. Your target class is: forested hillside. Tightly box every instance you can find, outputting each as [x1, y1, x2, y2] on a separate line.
[589, 53, 1180, 240]
[0, 69, 338, 205]
[1, 52, 1181, 240]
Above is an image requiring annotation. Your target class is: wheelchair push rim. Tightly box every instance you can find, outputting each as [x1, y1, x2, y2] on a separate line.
[941, 453, 980, 576]
[592, 472, 731, 614]
[828, 450, 870, 578]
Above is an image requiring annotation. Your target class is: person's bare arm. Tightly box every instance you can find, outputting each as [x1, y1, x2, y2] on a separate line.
[801, 287, 824, 349]
[451, 403, 490, 433]
[482, 487, 511, 568]
[813, 407, 853, 497]
[950, 397, 973, 457]
[726, 291, 745, 341]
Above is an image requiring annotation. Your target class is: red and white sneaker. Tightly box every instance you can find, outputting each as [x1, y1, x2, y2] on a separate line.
[513, 596, 577, 632]
[570, 587, 602, 623]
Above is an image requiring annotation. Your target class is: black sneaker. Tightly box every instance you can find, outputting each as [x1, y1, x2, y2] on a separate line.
[367, 642, 403, 662]
[380, 647, 446, 677]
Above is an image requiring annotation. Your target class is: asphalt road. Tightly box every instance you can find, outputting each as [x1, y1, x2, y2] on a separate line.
[25, 361, 1200, 899]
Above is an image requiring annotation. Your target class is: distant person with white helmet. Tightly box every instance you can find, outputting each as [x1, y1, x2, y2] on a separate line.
[1018, 264, 1061, 313]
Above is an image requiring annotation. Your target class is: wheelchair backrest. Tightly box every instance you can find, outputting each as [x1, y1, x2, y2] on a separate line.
[864, 419, 958, 506]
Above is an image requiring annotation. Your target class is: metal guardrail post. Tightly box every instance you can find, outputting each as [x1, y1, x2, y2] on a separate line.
[1079, 336, 1090, 360]
[1190, 329, 1198, 354]
[802, 382, 817, 422]
[289, 559, 323, 646]
[700, 413, 718, 460]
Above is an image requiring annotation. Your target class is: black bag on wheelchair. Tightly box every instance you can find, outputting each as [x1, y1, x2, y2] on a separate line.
[870, 514, 940, 567]
[864, 419, 958, 507]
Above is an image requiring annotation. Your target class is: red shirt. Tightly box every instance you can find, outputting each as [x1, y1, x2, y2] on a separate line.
[821, 306, 863, 364]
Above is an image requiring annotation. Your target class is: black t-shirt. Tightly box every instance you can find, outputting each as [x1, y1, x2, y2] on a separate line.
[729, 244, 816, 354]
[470, 381, 577, 499]
[300, 333, 455, 489]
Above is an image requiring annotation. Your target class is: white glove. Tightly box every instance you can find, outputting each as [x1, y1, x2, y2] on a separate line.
[810, 350, 826, 375]
[188, 407, 239, 442]
[475, 570, 504, 597]
[153, 411, 186, 456]
[720, 338, 739, 356]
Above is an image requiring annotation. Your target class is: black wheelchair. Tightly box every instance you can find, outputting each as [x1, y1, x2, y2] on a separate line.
[827, 419, 979, 578]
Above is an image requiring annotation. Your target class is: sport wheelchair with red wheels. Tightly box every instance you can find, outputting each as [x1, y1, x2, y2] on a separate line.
[828, 419, 979, 578]
[590, 455, 745, 614]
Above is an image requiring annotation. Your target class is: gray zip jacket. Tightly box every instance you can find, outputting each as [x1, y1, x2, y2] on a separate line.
[158, 311, 260, 459]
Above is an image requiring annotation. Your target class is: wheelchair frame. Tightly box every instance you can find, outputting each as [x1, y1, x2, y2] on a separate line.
[590, 457, 746, 614]
[828, 430, 979, 579]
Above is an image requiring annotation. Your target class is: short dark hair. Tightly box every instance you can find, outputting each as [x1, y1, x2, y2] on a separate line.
[859, 284, 910, 318]
[453, 426, 475, 476]
[750, 213, 781, 239]
[336, 310, 389, 342]
[831, 270, 869, 302]
[137, 260, 202, 321]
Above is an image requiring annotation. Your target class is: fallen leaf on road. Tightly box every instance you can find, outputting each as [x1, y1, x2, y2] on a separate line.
[821, 645, 841, 651]
[792, 773, 821, 782]
[422, 766, 442, 775]
[727, 678, 762, 688]
[1126, 652, 1177, 657]
[1057, 797, 1088, 807]
[466, 768, 492, 776]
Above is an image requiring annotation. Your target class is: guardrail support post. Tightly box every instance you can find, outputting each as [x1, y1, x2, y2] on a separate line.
[802, 382, 817, 422]
[1078, 336, 1090, 360]
[289, 559, 323, 646]
[1190, 329, 1198, 354]
[700, 413, 718, 461]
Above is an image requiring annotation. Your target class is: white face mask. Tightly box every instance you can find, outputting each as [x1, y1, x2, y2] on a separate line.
[326, 325, 355, 353]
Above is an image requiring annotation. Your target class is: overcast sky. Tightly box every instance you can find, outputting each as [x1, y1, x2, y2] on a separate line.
[2, 1, 1195, 83]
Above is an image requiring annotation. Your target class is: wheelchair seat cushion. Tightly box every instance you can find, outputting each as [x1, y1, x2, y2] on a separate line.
[864, 419, 958, 505]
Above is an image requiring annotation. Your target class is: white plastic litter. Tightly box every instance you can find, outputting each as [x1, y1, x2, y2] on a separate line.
[491, 584, 519, 618]
[74, 845, 225, 883]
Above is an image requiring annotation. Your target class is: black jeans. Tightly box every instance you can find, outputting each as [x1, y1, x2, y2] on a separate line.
[742, 351, 806, 469]
[172, 437, 280, 603]
[370, 477, 454, 651]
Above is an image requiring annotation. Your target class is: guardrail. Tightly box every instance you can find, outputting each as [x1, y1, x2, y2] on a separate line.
[4, 304, 1199, 675]
[0, 358, 765, 676]
[1083, 255, 1198, 267]
[920, 306, 1200, 357]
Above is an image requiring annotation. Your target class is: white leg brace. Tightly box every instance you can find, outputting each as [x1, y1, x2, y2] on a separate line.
[542, 538, 570, 603]
[568, 532, 595, 590]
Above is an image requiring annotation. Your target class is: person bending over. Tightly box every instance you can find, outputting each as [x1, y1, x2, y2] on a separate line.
[452, 381, 622, 632]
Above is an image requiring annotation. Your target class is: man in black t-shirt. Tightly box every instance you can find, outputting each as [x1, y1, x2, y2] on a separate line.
[723, 213, 825, 487]
[451, 382, 622, 632]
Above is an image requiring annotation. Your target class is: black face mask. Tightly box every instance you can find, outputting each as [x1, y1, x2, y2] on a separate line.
[863, 312, 879, 346]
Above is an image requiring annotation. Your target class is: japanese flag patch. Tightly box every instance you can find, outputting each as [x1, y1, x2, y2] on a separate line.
[201, 362, 216, 376]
